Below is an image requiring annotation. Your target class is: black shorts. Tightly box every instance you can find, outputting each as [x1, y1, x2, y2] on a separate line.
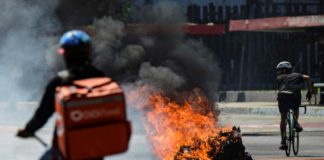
[277, 93, 301, 113]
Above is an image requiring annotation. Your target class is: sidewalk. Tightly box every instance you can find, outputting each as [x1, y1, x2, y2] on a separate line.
[217, 102, 324, 135]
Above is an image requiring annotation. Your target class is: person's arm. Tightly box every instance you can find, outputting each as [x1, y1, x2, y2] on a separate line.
[303, 75, 314, 101]
[17, 78, 60, 138]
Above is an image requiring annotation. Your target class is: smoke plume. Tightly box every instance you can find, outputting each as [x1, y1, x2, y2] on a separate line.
[136, 1, 186, 24]
[90, 1, 222, 158]
[92, 17, 146, 81]
[0, 0, 60, 101]
[92, 1, 221, 100]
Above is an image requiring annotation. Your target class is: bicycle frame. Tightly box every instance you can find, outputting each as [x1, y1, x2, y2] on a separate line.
[284, 105, 306, 156]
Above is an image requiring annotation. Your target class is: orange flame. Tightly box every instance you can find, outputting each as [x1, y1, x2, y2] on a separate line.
[127, 85, 223, 160]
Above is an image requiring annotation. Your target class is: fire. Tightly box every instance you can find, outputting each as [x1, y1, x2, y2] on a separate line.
[145, 93, 218, 159]
[128, 86, 226, 160]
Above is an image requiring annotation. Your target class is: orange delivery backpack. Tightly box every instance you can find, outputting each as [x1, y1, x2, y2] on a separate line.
[55, 77, 131, 160]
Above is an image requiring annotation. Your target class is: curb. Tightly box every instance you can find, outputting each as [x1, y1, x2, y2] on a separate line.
[218, 102, 324, 116]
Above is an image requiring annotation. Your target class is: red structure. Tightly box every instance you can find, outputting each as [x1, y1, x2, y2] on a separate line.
[229, 15, 324, 32]
[125, 23, 225, 35]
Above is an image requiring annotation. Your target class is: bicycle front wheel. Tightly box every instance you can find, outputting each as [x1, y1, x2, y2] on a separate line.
[293, 128, 299, 155]
[285, 116, 292, 157]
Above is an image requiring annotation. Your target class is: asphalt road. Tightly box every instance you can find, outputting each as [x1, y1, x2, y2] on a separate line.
[243, 135, 324, 160]
[110, 133, 324, 160]
[2, 130, 323, 160]
[1, 102, 323, 160]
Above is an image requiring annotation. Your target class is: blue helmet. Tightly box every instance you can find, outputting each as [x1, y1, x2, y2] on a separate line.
[58, 30, 92, 66]
[59, 30, 90, 47]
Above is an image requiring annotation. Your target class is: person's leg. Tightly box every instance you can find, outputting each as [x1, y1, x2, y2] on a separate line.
[278, 94, 289, 150]
[293, 108, 303, 132]
[279, 112, 288, 150]
[280, 112, 287, 138]
[293, 94, 303, 132]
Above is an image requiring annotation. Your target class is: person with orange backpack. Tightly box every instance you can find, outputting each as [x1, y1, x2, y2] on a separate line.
[17, 30, 131, 160]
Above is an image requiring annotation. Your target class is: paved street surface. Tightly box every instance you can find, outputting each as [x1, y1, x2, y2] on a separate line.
[1, 102, 323, 160]
[219, 102, 324, 160]
[243, 135, 324, 160]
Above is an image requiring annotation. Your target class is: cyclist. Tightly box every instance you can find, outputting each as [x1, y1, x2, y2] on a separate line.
[276, 61, 313, 150]
[16, 30, 105, 159]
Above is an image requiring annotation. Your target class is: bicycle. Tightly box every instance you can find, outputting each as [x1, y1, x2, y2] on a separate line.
[284, 105, 307, 156]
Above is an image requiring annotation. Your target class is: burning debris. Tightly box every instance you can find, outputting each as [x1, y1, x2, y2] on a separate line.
[126, 86, 217, 159]
[174, 126, 250, 160]
[126, 86, 252, 160]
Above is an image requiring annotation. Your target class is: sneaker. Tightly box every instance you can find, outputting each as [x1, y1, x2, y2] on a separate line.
[279, 140, 288, 150]
[294, 123, 303, 132]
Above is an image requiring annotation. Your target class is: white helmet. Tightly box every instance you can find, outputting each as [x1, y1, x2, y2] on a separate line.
[276, 61, 292, 74]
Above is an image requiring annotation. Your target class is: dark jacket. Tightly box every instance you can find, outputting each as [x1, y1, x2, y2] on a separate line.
[25, 65, 104, 133]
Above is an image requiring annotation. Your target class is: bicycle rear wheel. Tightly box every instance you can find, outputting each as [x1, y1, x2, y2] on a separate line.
[285, 116, 292, 156]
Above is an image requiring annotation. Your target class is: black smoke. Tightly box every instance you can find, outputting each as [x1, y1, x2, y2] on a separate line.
[91, 1, 221, 101]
